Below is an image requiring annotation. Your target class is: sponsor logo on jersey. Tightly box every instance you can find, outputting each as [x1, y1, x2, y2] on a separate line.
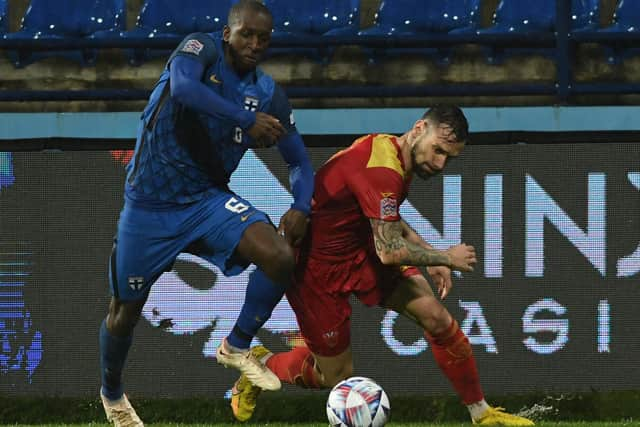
[181, 39, 204, 55]
[240, 211, 256, 222]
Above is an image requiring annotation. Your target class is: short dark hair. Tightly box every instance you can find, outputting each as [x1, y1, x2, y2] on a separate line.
[422, 105, 469, 144]
[228, 0, 272, 27]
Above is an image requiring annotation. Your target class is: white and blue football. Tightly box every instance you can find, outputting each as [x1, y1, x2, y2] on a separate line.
[326, 376, 390, 427]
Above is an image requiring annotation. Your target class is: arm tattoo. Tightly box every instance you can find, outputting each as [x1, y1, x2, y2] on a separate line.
[370, 219, 450, 267]
[400, 219, 433, 249]
[401, 219, 419, 237]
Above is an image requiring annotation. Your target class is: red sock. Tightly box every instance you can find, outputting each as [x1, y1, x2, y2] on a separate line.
[425, 319, 484, 404]
[265, 346, 323, 389]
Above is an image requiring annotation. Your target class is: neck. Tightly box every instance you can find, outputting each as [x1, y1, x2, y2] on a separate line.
[396, 132, 414, 176]
[223, 44, 251, 78]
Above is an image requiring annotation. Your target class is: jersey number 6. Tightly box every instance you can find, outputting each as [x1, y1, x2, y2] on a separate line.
[225, 197, 249, 214]
[233, 127, 243, 144]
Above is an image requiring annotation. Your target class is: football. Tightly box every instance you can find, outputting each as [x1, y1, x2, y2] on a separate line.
[326, 376, 390, 427]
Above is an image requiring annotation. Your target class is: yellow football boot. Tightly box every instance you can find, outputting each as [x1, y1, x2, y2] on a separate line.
[230, 345, 273, 422]
[473, 406, 535, 426]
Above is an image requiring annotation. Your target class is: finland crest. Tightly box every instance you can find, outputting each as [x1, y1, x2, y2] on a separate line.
[244, 96, 259, 112]
[128, 276, 144, 291]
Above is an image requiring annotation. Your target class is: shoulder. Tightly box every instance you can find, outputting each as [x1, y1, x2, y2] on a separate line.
[254, 67, 277, 96]
[364, 134, 404, 178]
[170, 32, 218, 63]
[179, 32, 216, 49]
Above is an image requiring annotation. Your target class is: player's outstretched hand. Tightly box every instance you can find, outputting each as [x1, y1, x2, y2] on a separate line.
[277, 208, 309, 247]
[427, 265, 453, 300]
[445, 243, 476, 272]
[248, 112, 286, 147]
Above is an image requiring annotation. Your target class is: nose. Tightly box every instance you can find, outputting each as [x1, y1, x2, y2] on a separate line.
[433, 155, 446, 171]
[248, 35, 261, 51]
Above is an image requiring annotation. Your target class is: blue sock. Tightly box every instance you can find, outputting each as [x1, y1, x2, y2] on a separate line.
[227, 268, 286, 350]
[99, 318, 133, 401]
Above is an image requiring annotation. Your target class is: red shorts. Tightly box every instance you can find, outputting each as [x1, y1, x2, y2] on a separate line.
[286, 249, 420, 357]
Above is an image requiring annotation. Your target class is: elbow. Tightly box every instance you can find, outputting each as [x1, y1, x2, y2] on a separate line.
[376, 250, 399, 266]
[170, 79, 191, 106]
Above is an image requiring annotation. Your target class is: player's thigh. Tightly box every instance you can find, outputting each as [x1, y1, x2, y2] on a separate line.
[192, 192, 292, 279]
[312, 347, 354, 388]
[235, 221, 294, 281]
[381, 274, 452, 335]
[285, 262, 353, 363]
[110, 204, 185, 302]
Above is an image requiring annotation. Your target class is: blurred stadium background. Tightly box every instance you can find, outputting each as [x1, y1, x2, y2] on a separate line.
[0, 0, 639, 424]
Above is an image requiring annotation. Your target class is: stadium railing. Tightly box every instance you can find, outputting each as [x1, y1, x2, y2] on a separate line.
[0, 1, 639, 102]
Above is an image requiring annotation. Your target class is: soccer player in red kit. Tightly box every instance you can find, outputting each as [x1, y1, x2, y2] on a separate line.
[231, 106, 534, 426]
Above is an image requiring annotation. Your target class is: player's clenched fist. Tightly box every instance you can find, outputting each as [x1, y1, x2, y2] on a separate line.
[445, 243, 476, 272]
[248, 112, 286, 147]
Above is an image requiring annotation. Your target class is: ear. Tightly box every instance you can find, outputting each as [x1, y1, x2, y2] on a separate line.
[412, 119, 427, 137]
[223, 25, 230, 42]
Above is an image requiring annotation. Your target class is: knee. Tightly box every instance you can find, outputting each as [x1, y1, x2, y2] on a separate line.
[321, 362, 354, 388]
[420, 305, 453, 337]
[106, 300, 141, 337]
[265, 243, 295, 285]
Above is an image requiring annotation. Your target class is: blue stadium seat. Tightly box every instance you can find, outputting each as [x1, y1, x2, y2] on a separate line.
[478, 0, 599, 64]
[481, 0, 598, 33]
[5, 0, 126, 67]
[599, 0, 640, 64]
[358, 0, 481, 65]
[360, 0, 480, 35]
[121, 0, 232, 65]
[265, 0, 359, 36]
[263, 0, 360, 62]
[573, 0, 600, 31]
[0, 0, 8, 35]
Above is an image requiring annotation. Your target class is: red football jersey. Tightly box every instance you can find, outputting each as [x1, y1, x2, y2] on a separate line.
[308, 134, 412, 259]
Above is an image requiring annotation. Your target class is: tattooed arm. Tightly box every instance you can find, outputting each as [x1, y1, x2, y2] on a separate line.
[400, 219, 455, 299]
[400, 219, 433, 249]
[370, 218, 476, 272]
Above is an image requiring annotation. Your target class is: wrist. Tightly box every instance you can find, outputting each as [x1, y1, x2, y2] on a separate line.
[443, 250, 453, 268]
[290, 202, 310, 216]
[235, 110, 255, 130]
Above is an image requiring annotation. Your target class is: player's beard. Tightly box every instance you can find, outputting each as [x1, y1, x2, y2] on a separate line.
[228, 46, 258, 75]
[411, 145, 439, 180]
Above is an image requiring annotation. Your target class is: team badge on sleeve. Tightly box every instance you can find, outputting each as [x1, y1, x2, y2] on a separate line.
[181, 39, 204, 55]
[380, 193, 398, 219]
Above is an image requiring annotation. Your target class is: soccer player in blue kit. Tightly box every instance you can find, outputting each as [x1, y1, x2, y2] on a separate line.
[98, 2, 313, 425]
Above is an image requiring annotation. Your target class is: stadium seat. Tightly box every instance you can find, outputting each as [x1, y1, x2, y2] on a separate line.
[481, 0, 598, 33]
[0, 0, 8, 35]
[599, 0, 640, 64]
[5, 0, 126, 67]
[572, 0, 601, 31]
[358, 0, 481, 65]
[263, 0, 360, 62]
[478, 0, 600, 64]
[121, 0, 232, 65]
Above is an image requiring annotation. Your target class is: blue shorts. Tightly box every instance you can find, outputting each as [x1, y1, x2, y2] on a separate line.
[109, 191, 270, 301]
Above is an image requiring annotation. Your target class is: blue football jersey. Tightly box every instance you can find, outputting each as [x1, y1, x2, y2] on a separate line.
[125, 33, 297, 205]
